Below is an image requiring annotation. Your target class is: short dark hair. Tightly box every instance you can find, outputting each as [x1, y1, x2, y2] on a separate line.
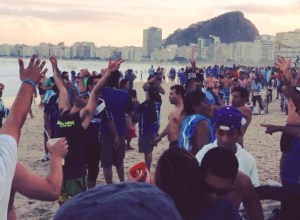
[232, 86, 249, 100]
[200, 147, 238, 180]
[86, 75, 101, 91]
[170, 85, 185, 98]
[183, 90, 206, 115]
[106, 70, 121, 88]
[120, 78, 129, 88]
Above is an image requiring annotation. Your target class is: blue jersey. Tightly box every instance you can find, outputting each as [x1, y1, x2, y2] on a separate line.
[135, 100, 158, 135]
[178, 114, 215, 152]
[100, 87, 131, 136]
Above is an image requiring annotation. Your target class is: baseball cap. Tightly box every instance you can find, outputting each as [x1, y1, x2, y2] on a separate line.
[213, 106, 246, 131]
[54, 182, 182, 220]
[187, 72, 197, 81]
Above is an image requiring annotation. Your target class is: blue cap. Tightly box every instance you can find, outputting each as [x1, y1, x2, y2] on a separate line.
[54, 182, 182, 220]
[213, 106, 244, 130]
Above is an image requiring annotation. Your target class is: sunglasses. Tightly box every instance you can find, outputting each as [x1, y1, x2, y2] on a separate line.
[203, 180, 233, 196]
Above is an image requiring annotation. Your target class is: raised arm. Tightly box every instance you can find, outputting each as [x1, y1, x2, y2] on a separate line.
[12, 137, 68, 200]
[49, 56, 70, 113]
[0, 55, 46, 143]
[80, 58, 124, 129]
[275, 56, 300, 110]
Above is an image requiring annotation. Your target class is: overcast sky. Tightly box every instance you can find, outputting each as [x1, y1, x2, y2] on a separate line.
[0, 0, 300, 47]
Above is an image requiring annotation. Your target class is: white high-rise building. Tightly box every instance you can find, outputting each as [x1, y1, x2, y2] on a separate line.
[275, 29, 300, 62]
[142, 27, 162, 58]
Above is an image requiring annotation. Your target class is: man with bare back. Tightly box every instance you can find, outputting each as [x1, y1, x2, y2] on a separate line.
[153, 85, 185, 148]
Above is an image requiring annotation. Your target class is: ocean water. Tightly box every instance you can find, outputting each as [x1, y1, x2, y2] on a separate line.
[0, 57, 183, 97]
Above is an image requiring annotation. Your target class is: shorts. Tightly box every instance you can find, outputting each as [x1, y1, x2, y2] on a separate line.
[100, 134, 125, 169]
[138, 134, 155, 154]
[59, 176, 87, 205]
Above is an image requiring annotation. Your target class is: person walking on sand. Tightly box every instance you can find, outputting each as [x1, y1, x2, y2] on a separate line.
[135, 87, 159, 171]
[153, 85, 185, 148]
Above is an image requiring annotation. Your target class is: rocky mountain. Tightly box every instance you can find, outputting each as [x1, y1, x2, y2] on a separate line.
[163, 11, 259, 46]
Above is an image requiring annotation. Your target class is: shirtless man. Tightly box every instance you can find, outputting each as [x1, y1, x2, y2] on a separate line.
[200, 147, 263, 220]
[153, 85, 185, 148]
[275, 57, 300, 178]
[231, 87, 252, 146]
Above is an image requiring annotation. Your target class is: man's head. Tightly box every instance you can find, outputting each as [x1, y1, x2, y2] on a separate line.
[106, 70, 121, 88]
[184, 90, 212, 118]
[87, 75, 101, 92]
[120, 78, 130, 91]
[185, 73, 201, 93]
[169, 85, 185, 105]
[212, 78, 219, 89]
[73, 95, 88, 109]
[231, 86, 249, 107]
[200, 147, 238, 204]
[61, 71, 69, 81]
[213, 106, 243, 149]
[148, 86, 160, 101]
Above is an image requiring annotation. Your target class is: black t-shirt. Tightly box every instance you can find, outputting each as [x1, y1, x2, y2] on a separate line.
[54, 110, 87, 180]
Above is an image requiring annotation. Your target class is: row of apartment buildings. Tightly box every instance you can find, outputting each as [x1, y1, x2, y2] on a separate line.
[1, 28, 300, 65]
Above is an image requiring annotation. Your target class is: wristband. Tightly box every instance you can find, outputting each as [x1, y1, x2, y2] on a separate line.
[22, 78, 36, 88]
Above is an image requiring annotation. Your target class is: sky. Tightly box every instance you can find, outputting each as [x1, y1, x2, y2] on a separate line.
[0, 0, 300, 47]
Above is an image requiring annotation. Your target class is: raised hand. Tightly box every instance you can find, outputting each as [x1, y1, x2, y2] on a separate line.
[275, 56, 291, 73]
[18, 54, 47, 83]
[275, 56, 293, 81]
[108, 58, 125, 72]
[49, 55, 58, 71]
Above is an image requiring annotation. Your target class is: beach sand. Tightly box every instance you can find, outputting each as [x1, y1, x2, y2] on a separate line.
[11, 82, 283, 219]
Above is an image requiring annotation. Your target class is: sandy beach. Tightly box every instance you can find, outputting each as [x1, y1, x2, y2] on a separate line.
[10, 81, 284, 219]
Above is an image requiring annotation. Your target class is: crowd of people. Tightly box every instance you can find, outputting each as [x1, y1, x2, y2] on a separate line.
[1, 54, 300, 220]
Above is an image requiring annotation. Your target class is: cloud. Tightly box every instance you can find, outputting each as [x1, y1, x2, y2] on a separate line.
[0, 7, 133, 23]
[219, 3, 300, 15]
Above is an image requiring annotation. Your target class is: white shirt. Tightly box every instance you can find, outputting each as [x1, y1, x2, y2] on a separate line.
[196, 140, 260, 187]
[0, 134, 18, 219]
